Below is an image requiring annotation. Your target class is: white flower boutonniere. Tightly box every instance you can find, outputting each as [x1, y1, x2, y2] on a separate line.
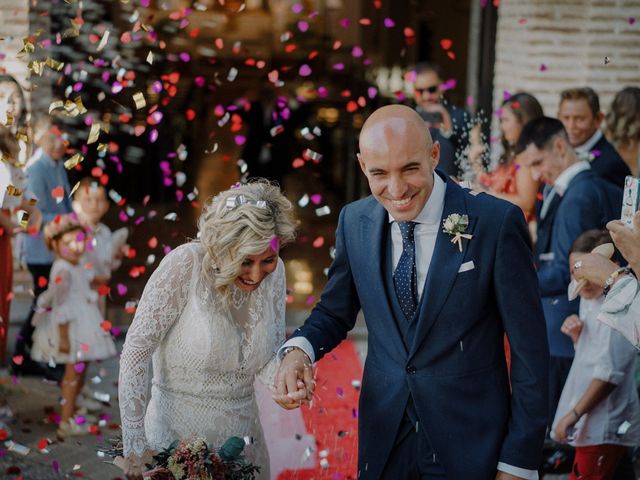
[442, 213, 473, 252]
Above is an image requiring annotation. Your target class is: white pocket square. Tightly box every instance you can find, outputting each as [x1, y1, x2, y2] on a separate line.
[458, 261, 475, 273]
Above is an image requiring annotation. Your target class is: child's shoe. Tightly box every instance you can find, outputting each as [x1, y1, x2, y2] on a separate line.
[56, 418, 89, 438]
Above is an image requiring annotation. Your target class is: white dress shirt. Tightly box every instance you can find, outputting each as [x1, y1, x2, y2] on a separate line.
[575, 129, 603, 156]
[540, 160, 591, 220]
[282, 174, 537, 479]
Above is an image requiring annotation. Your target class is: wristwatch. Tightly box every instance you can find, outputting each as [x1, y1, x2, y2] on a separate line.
[281, 346, 311, 362]
[603, 266, 632, 296]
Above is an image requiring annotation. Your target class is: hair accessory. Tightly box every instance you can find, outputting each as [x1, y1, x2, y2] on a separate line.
[225, 195, 268, 211]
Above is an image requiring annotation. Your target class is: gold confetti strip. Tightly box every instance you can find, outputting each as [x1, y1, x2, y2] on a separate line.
[64, 153, 84, 170]
[45, 57, 64, 71]
[97, 143, 108, 153]
[132, 92, 146, 110]
[17, 210, 29, 229]
[87, 123, 101, 144]
[2, 112, 14, 127]
[49, 100, 64, 114]
[6, 185, 23, 197]
[70, 181, 81, 197]
[63, 18, 81, 38]
[97, 30, 110, 52]
[73, 96, 87, 115]
[28, 60, 46, 76]
[146, 51, 154, 64]
[17, 38, 35, 58]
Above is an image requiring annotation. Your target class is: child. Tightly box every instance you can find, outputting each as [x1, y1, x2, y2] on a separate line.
[552, 229, 640, 479]
[72, 177, 128, 293]
[31, 213, 116, 437]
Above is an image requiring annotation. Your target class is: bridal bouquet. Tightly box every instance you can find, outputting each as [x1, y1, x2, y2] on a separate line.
[102, 435, 260, 480]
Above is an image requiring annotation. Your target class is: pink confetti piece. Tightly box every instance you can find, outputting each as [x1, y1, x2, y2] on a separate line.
[234, 135, 246, 146]
[149, 129, 159, 143]
[53, 460, 60, 473]
[317, 86, 328, 97]
[629, 17, 637, 25]
[151, 81, 163, 93]
[140, 0, 150, 6]
[305, 296, 316, 305]
[539, 63, 547, 71]
[117, 284, 128, 296]
[310, 194, 322, 204]
[441, 78, 457, 91]
[292, 2, 303, 13]
[502, 90, 512, 101]
[298, 21, 309, 32]
[352, 46, 363, 57]
[111, 82, 123, 94]
[74, 415, 86, 425]
[74, 363, 86, 374]
[367, 86, 378, 99]
[339, 18, 350, 28]
[194, 76, 205, 87]
[179, 52, 190, 62]
[336, 387, 344, 398]
[299, 64, 312, 77]
[383, 18, 395, 28]
[466, 95, 475, 107]
[332, 63, 345, 71]
[270, 236, 280, 252]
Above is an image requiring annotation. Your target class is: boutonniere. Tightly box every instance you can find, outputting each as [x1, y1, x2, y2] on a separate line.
[442, 214, 473, 252]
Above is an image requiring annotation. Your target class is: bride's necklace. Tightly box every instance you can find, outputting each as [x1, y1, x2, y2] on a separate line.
[231, 286, 250, 309]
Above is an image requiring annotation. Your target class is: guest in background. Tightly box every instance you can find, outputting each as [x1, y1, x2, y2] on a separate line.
[558, 87, 630, 187]
[518, 117, 622, 429]
[412, 62, 470, 177]
[553, 230, 640, 480]
[12, 116, 71, 379]
[0, 75, 30, 164]
[605, 86, 640, 177]
[469, 92, 543, 220]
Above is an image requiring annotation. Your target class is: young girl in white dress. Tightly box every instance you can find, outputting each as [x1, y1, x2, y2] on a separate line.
[118, 180, 297, 480]
[31, 213, 117, 437]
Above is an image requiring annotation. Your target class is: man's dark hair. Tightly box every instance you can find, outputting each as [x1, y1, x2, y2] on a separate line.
[516, 116, 568, 154]
[414, 62, 444, 80]
[560, 87, 600, 117]
[570, 229, 613, 254]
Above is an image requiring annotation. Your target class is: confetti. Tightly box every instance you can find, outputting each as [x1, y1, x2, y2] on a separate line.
[146, 50, 154, 64]
[133, 92, 146, 110]
[64, 153, 85, 170]
[315, 206, 331, 216]
[299, 64, 312, 77]
[87, 123, 101, 144]
[96, 30, 110, 52]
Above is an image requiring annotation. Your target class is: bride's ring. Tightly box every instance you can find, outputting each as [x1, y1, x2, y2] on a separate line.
[573, 260, 583, 270]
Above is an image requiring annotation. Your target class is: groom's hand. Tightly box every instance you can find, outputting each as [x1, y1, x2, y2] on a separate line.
[273, 348, 315, 410]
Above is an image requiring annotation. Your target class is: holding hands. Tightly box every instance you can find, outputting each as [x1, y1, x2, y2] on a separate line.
[273, 348, 315, 410]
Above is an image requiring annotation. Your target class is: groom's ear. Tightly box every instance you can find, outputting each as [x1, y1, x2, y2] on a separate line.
[357, 152, 367, 175]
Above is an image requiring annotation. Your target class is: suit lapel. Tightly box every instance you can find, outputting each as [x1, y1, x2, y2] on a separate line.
[361, 203, 408, 358]
[409, 179, 476, 358]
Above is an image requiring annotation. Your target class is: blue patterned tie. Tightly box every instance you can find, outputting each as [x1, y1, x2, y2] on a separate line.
[394, 221, 418, 320]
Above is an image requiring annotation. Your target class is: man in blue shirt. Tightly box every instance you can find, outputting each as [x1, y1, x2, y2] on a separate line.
[517, 117, 622, 428]
[12, 118, 71, 377]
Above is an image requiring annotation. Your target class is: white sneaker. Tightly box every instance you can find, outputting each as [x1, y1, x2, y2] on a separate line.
[56, 419, 90, 438]
[76, 394, 103, 412]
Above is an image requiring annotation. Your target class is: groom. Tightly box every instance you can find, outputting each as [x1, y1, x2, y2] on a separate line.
[274, 105, 549, 479]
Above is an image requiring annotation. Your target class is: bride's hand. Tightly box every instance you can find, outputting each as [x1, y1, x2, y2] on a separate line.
[122, 449, 155, 480]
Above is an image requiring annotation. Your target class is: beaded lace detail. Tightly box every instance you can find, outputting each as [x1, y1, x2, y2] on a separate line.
[118, 242, 285, 475]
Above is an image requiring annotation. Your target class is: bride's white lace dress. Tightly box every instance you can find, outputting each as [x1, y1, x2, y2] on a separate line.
[118, 242, 285, 478]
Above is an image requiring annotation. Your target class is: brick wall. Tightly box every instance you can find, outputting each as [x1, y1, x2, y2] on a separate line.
[493, 0, 640, 120]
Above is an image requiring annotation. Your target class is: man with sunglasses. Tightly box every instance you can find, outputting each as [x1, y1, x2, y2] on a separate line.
[413, 62, 471, 178]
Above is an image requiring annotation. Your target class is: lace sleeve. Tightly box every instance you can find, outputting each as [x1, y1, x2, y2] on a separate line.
[256, 258, 286, 386]
[118, 244, 196, 458]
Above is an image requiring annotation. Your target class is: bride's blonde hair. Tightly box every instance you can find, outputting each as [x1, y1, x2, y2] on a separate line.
[198, 179, 296, 303]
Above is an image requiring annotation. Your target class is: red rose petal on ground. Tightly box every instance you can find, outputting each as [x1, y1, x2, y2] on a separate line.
[37, 438, 48, 450]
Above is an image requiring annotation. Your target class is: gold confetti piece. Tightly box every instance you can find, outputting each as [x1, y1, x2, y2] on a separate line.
[2, 112, 14, 127]
[70, 181, 81, 197]
[28, 60, 46, 76]
[63, 18, 81, 38]
[87, 123, 101, 144]
[64, 153, 84, 170]
[17, 210, 29, 229]
[97, 143, 108, 153]
[45, 57, 64, 71]
[97, 30, 110, 51]
[6, 185, 23, 197]
[49, 100, 64, 114]
[17, 38, 35, 58]
[73, 96, 87, 115]
[132, 92, 146, 110]
[146, 51, 154, 64]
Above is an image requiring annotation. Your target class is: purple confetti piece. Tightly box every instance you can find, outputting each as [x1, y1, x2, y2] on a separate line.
[339, 18, 350, 28]
[53, 460, 60, 473]
[176, 190, 184, 202]
[117, 283, 128, 296]
[111, 81, 123, 94]
[111, 326, 122, 337]
[310, 194, 322, 204]
[73, 82, 83, 92]
[299, 64, 312, 77]
[305, 296, 316, 305]
[74, 362, 86, 374]
[466, 95, 475, 107]
[383, 18, 395, 28]
[352, 46, 363, 57]
[141, 0, 150, 6]
[317, 86, 328, 97]
[119, 210, 128, 222]
[150, 129, 159, 143]
[332, 63, 345, 71]
[441, 78, 457, 91]
[591, 149, 601, 157]
[336, 387, 344, 398]
[629, 17, 636, 25]
[195, 76, 205, 87]
[298, 20, 309, 32]
[74, 415, 86, 425]
[292, 2, 303, 13]
[539, 63, 547, 71]
[152, 81, 163, 93]
[179, 52, 190, 62]
[270, 236, 280, 252]
[502, 90, 512, 101]
[367, 86, 378, 99]
[234, 135, 246, 146]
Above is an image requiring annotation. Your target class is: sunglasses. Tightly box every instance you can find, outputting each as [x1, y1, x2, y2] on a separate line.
[414, 85, 440, 95]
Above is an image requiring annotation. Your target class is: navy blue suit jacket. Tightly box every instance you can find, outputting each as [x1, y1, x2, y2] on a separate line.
[536, 169, 622, 357]
[589, 135, 630, 188]
[290, 172, 549, 478]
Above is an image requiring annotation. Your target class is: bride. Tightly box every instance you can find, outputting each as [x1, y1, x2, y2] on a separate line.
[118, 180, 298, 479]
